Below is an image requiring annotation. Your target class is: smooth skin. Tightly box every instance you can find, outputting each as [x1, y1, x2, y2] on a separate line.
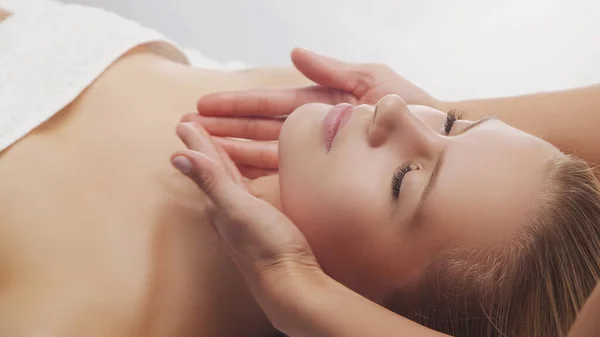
[276, 97, 553, 302]
[187, 48, 600, 337]
[0, 8, 317, 336]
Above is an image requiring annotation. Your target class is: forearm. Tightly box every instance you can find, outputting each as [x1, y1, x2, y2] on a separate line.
[437, 84, 600, 165]
[275, 276, 447, 337]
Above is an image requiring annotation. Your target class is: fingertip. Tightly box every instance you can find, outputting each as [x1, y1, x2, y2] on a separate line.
[291, 47, 308, 58]
[180, 113, 200, 123]
[176, 121, 209, 140]
[293, 47, 319, 56]
[172, 150, 219, 176]
[175, 121, 192, 140]
[196, 95, 212, 113]
[172, 155, 192, 174]
[291, 48, 318, 69]
[197, 94, 222, 115]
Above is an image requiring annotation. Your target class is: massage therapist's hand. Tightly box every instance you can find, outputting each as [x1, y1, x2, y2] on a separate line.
[170, 121, 447, 337]
[180, 113, 278, 179]
[170, 119, 323, 331]
[195, 48, 438, 177]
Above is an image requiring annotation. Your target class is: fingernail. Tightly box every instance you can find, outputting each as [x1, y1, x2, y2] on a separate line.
[172, 156, 192, 174]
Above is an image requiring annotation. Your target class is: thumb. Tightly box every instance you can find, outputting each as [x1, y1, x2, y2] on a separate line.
[172, 150, 245, 210]
[172, 149, 318, 280]
[173, 149, 325, 330]
[291, 48, 370, 96]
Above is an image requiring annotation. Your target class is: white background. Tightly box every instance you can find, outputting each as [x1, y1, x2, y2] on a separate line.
[6, 0, 600, 100]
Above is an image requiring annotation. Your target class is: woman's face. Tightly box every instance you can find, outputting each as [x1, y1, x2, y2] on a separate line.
[278, 94, 559, 302]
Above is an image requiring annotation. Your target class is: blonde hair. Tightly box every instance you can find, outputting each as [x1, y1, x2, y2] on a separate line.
[391, 154, 600, 337]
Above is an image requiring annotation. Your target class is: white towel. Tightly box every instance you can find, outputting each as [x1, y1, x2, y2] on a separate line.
[0, 2, 231, 151]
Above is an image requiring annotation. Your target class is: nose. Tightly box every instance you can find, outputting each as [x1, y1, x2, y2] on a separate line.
[367, 94, 438, 155]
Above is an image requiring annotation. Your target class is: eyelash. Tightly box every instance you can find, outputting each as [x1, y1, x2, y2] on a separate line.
[391, 163, 414, 200]
[444, 109, 464, 135]
[391, 110, 464, 200]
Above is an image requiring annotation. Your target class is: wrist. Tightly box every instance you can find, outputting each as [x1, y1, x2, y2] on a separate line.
[257, 264, 334, 332]
[270, 272, 345, 335]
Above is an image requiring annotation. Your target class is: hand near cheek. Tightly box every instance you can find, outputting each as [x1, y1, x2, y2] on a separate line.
[193, 49, 439, 180]
[171, 121, 322, 325]
[171, 122, 448, 337]
[181, 113, 279, 180]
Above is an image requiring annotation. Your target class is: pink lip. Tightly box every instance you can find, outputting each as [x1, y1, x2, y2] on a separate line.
[322, 103, 354, 152]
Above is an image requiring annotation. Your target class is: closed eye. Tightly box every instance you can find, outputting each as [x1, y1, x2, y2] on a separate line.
[444, 109, 464, 135]
[391, 163, 415, 200]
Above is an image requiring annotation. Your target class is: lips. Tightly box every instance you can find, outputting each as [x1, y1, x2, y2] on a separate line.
[322, 103, 354, 152]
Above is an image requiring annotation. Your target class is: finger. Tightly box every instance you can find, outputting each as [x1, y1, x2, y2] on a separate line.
[173, 150, 323, 329]
[171, 150, 243, 209]
[211, 137, 279, 170]
[291, 47, 376, 97]
[171, 151, 314, 273]
[175, 151, 314, 271]
[213, 142, 243, 184]
[176, 122, 218, 157]
[176, 120, 244, 183]
[238, 164, 278, 180]
[197, 86, 355, 117]
[197, 115, 283, 141]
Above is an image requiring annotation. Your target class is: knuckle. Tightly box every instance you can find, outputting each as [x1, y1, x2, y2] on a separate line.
[364, 62, 392, 74]
[353, 65, 383, 94]
[257, 94, 271, 113]
[242, 119, 256, 138]
[351, 63, 395, 97]
[374, 63, 393, 73]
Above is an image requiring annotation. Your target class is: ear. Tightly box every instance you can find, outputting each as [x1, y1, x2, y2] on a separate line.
[248, 174, 282, 212]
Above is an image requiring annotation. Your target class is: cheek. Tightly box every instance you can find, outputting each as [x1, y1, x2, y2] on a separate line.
[281, 172, 386, 289]
[281, 168, 371, 242]
[279, 151, 404, 298]
[281, 134, 384, 240]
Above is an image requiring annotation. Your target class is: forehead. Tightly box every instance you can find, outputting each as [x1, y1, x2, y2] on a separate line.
[417, 120, 557, 246]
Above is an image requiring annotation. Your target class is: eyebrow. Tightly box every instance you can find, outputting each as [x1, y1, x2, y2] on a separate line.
[414, 116, 498, 213]
[457, 115, 498, 135]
